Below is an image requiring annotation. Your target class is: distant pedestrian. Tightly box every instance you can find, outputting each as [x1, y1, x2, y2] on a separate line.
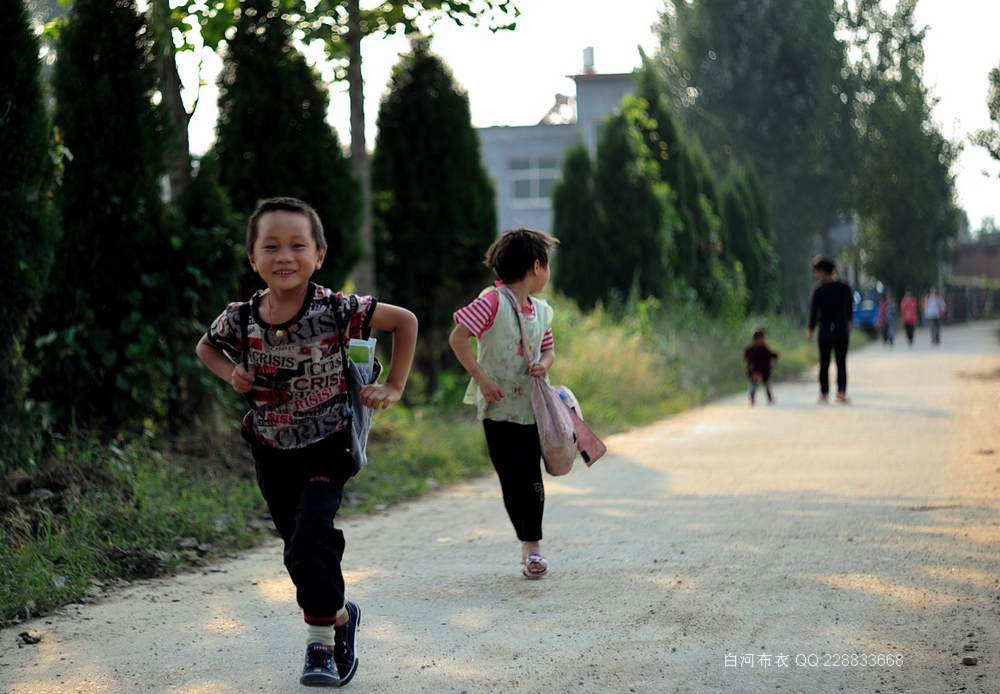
[878, 292, 897, 348]
[449, 228, 558, 580]
[921, 285, 946, 346]
[196, 197, 418, 688]
[807, 255, 853, 404]
[900, 288, 918, 347]
[744, 327, 779, 405]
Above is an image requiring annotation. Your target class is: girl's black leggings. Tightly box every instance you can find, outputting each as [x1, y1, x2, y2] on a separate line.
[483, 419, 544, 542]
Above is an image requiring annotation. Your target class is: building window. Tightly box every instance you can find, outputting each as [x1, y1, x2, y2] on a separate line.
[509, 156, 559, 207]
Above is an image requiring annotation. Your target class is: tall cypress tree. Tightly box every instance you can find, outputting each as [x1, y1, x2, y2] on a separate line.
[551, 142, 603, 309]
[372, 36, 495, 386]
[719, 160, 779, 313]
[31, 0, 179, 429]
[592, 102, 668, 305]
[636, 62, 735, 310]
[1, 0, 60, 457]
[214, 0, 361, 293]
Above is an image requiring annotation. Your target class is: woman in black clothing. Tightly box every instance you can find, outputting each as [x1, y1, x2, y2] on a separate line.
[807, 256, 853, 403]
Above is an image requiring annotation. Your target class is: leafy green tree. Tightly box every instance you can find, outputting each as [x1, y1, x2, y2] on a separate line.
[30, 0, 179, 429]
[170, 154, 245, 425]
[213, 0, 361, 293]
[552, 96, 676, 309]
[551, 142, 603, 309]
[655, 0, 853, 308]
[718, 160, 780, 313]
[635, 65, 705, 302]
[155, 0, 519, 295]
[971, 62, 1000, 164]
[553, 92, 747, 314]
[371, 37, 495, 386]
[593, 97, 673, 306]
[633, 66, 749, 313]
[843, 0, 958, 292]
[1, 0, 61, 462]
[306, 0, 519, 295]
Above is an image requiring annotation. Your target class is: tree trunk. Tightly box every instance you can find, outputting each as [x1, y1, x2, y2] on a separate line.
[155, 0, 191, 205]
[347, 0, 375, 295]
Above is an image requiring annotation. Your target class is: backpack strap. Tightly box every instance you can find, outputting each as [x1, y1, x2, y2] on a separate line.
[496, 285, 534, 370]
[238, 301, 253, 406]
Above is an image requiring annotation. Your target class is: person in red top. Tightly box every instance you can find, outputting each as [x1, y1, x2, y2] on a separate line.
[900, 288, 919, 347]
[743, 327, 779, 405]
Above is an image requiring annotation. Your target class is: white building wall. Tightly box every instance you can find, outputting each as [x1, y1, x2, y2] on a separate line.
[476, 67, 635, 237]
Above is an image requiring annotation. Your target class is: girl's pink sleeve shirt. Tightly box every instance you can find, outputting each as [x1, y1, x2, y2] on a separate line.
[454, 287, 554, 351]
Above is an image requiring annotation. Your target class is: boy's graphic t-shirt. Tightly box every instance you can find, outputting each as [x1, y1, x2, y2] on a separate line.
[208, 283, 375, 450]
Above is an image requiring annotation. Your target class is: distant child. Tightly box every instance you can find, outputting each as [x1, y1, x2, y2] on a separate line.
[743, 328, 779, 405]
[448, 228, 557, 580]
[196, 197, 417, 688]
[900, 288, 918, 347]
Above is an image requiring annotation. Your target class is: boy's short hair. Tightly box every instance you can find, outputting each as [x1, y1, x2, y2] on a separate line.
[246, 197, 327, 253]
[484, 228, 558, 283]
[812, 255, 836, 273]
[752, 328, 766, 341]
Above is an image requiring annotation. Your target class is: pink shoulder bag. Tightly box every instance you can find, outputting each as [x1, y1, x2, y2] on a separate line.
[497, 286, 606, 475]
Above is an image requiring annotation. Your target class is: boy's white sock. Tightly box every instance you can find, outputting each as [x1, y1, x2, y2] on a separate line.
[306, 624, 335, 647]
[305, 606, 348, 646]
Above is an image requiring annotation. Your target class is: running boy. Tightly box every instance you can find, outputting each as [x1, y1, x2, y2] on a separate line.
[448, 229, 557, 580]
[743, 328, 779, 405]
[196, 197, 417, 688]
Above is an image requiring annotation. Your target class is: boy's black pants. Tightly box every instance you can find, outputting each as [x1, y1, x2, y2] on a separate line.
[247, 428, 355, 626]
[483, 419, 544, 543]
[817, 327, 849, 395]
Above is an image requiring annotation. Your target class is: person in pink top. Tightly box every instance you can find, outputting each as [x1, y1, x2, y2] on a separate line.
[900, 288, 918, 347]
[449, 228, 558, 580]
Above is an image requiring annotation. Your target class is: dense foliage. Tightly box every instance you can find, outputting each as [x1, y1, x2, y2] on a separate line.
[213, 0, 362, 294]
[652, 0, 958, 305]
[971, 62, 1000, 164]
[552, 97, 673, 309]
[718, 160, 781, 313]
[23, 0, 246, 440]
[372, 37, 495, 385]
[0, 0, 61, 464]
[654, 0, 855, 308]
[29, 0, 177, 429]
[551, 142, 603, 308]
[841, 0, 958, 293]
[552, 90, 755, 318]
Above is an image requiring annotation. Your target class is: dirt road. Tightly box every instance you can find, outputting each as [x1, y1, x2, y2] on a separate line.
[3, 322, 999, 694]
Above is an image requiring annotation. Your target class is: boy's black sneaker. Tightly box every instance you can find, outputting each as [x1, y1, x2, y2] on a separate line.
[300, 642, 340, 687]
[333, 602, 361, 686]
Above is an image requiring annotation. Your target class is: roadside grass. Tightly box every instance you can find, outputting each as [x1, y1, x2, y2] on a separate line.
[549, 295, 816, 431]
[2, 294, 819, 626]
[1, 434, 269, 626]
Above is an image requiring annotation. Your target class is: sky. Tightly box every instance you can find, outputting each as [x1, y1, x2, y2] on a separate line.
[181, 0, 1000, 230]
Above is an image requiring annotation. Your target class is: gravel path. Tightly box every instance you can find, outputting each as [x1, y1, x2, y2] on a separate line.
[3, 321, 999, 694]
